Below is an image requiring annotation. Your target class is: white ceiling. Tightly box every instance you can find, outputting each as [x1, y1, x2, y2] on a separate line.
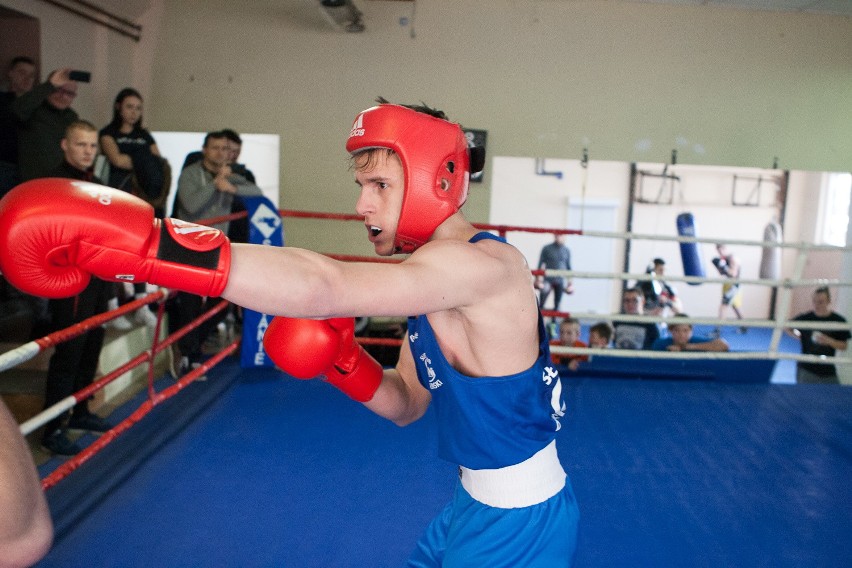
[621, 0, 852, 17]
[83, 0, 852, 25]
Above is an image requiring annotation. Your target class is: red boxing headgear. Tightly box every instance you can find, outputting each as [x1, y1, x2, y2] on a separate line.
[346, 104, 470, 254]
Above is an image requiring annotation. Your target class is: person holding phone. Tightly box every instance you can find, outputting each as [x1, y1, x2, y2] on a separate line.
[11, 67, 83, 181]
[8, 67, 85, 339]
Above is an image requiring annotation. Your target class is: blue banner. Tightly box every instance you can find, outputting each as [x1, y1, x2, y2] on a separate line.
[239, 195, 284, 368]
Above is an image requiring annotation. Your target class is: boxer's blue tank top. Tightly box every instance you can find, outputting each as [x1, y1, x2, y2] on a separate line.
[406, 232, 566, 470]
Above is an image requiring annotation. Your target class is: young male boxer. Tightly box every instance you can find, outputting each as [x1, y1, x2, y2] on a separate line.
[0, 102, 579, 566]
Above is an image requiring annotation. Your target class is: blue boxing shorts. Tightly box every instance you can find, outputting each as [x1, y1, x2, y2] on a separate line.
[407, 478, 579, 567]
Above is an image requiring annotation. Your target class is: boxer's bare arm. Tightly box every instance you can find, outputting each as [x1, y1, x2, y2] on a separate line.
[0, 401, 53, 568]
[225, 238, 516, 320]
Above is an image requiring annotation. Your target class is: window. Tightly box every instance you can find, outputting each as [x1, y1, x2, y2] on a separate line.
[821, 172, 852, 246]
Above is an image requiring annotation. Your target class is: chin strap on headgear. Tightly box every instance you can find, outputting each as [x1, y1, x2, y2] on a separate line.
[346, 104, 484, 254]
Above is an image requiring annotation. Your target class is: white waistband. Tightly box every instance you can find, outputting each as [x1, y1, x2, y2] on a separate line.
[459, 441, 566, 509]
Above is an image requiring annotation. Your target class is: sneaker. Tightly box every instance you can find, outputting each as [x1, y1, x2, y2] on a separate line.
[134, 306, 158, 328]
[42, 430, 82, 456]
[68, 412, 112, 432]
[202, 330, 223, 353]
[175, 355, 190, 377]
[105, 314, 134, 331]
[191, 361, 208, 381]
[738, 326, 748, 334]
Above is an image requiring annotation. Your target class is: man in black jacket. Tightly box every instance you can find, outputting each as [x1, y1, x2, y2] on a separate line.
[39, 120, 113, 455]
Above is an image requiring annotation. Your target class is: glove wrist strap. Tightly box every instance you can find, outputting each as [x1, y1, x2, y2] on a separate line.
[325, 349, 383, 402]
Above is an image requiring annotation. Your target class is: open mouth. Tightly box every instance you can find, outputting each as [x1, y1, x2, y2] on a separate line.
[369, 225, 383, 238]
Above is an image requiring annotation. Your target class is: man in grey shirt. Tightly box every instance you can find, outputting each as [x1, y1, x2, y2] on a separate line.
[171, 130, 262, 374]
[173, 130, 262, 234]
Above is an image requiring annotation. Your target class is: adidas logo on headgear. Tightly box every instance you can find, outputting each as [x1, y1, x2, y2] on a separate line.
[349, 113, 365, 138]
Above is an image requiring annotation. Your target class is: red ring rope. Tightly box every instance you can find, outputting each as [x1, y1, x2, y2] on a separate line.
[41, 339, 239, 490]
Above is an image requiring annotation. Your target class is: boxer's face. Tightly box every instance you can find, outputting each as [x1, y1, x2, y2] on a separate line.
[354, 150, 404, 256]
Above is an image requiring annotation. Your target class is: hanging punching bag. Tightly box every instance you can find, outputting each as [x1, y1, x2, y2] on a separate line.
[759, 221, 782, 280]
[677, 212, 705, 285]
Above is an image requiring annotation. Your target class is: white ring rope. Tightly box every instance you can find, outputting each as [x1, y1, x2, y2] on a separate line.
[542, 268, 849, 289]
[563, 311, 851, 332]
[550, 344, 852, 365]
[0, 342, 43, 373]
[575, 229, 852, 253]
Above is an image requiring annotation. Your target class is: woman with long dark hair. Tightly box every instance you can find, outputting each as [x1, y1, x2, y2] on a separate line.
[100, 88, 167, 328]
[99, 88, 168, 214]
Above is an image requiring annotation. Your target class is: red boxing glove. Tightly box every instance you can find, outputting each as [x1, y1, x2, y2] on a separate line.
[263, 317, 383, 402]
[0, 179, 230, 299]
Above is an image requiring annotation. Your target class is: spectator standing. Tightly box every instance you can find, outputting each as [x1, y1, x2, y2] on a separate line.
[788, 287, 851, 384]
[536, 233, 573, 335]
[99, 88, 167, 328]
[11, 67, 80, 181]
[170, 131, 263, 374]
[173, 130, 262, 233]
[180, 127, 254, 181]
[179, 128, 255, 243]
[40, 120, 113, 455]
[5, 65, 77, 335]
[0, 56, 36, 196]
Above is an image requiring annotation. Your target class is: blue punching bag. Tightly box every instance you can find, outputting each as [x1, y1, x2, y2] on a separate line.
[676, 212, 705, 285]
